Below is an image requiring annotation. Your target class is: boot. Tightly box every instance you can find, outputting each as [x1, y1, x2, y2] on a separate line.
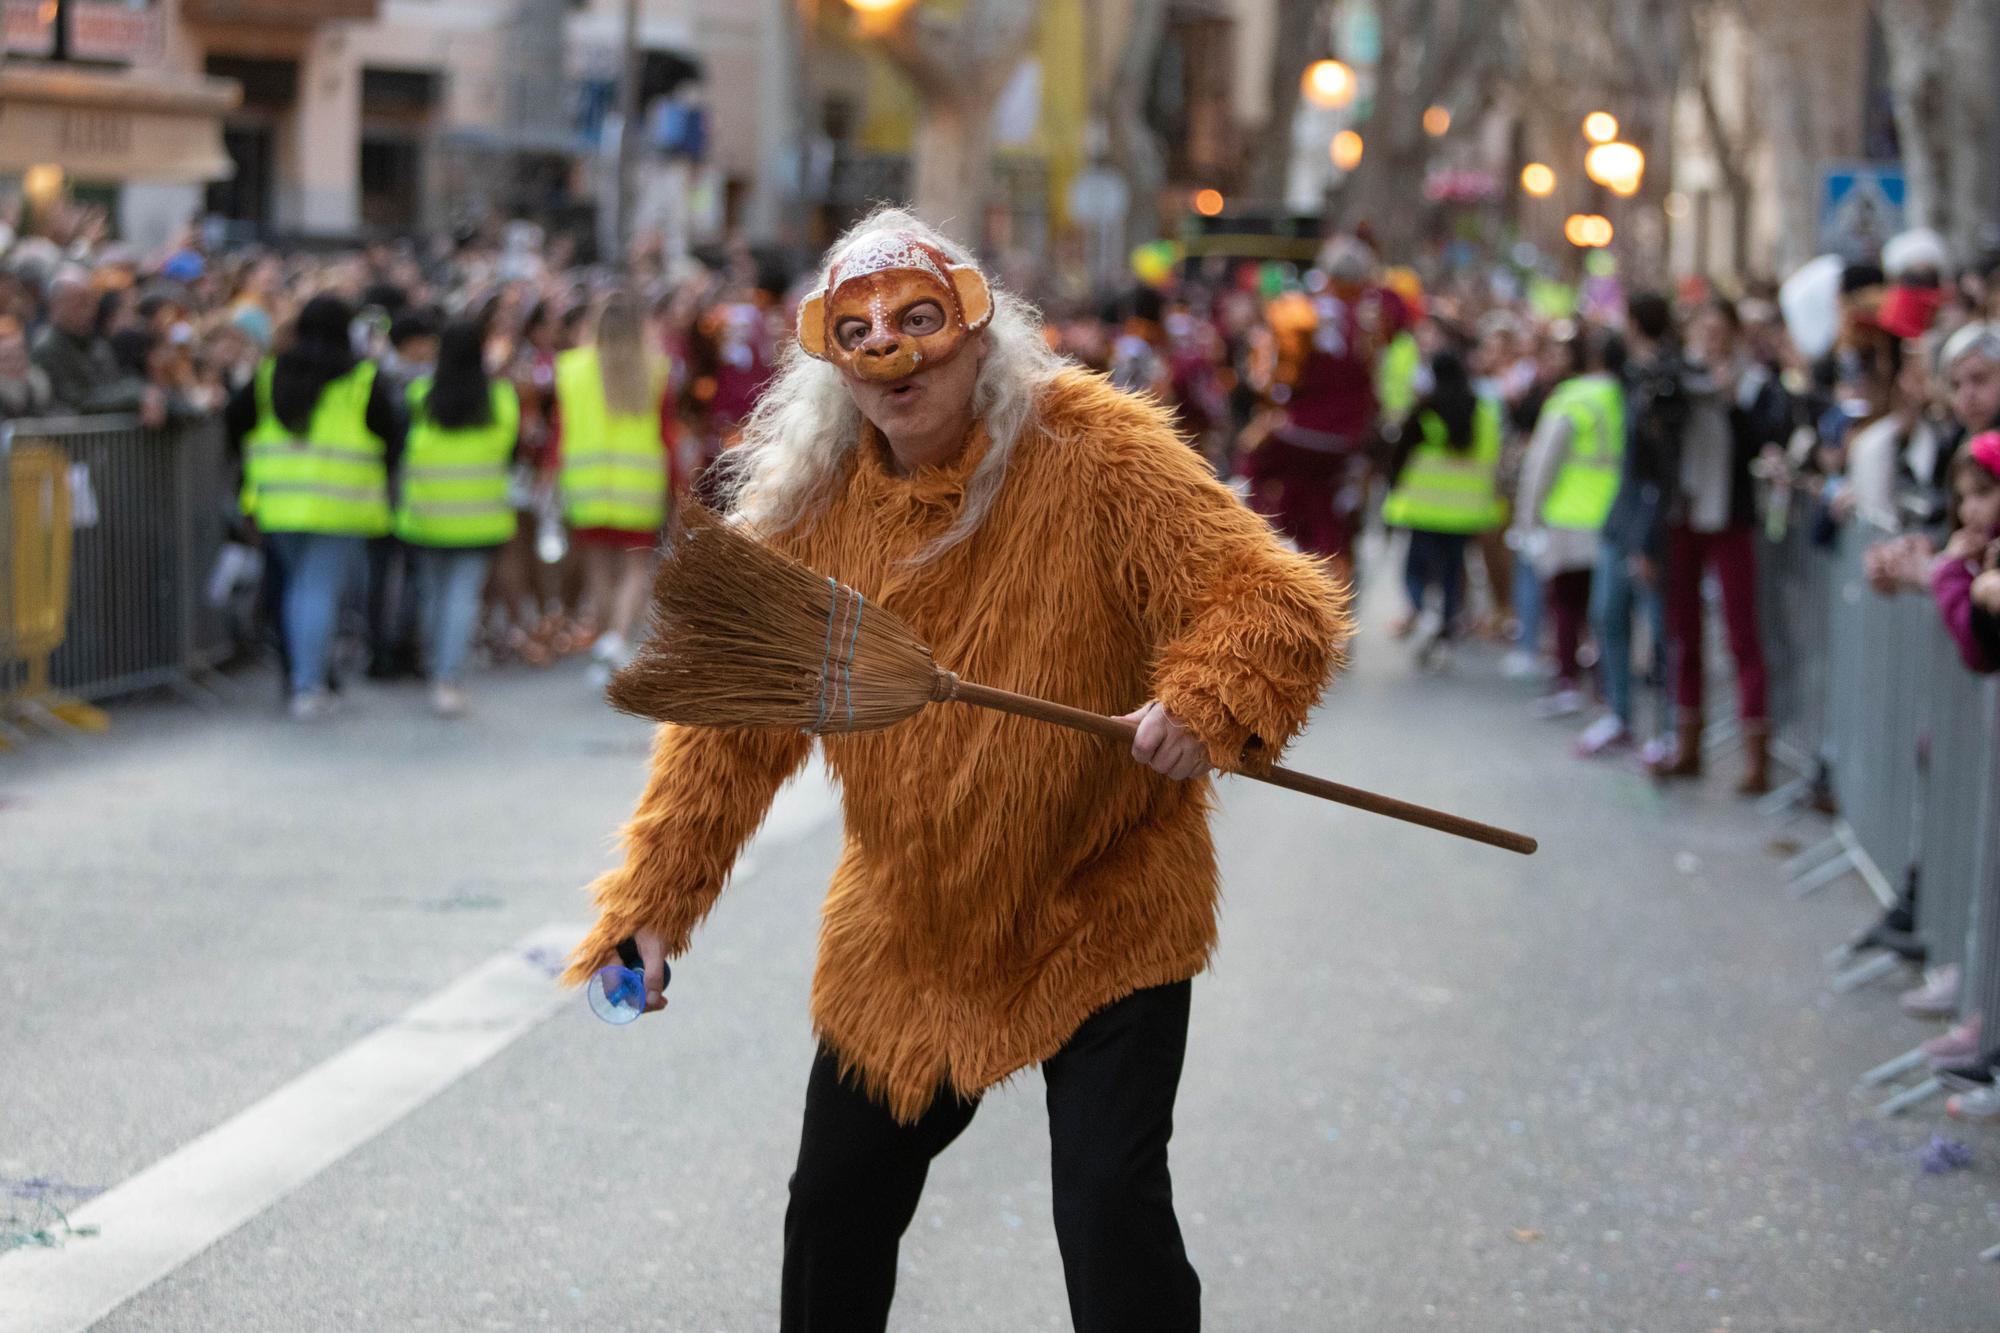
[1649, 714, 1704, 779]
[1736, 720, 1771, 796]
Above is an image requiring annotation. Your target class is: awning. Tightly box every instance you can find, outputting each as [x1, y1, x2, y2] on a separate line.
[0, 63, 241, 184]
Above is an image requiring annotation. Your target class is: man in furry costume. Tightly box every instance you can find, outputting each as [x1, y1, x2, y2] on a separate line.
[562, 210, 1349, 1332]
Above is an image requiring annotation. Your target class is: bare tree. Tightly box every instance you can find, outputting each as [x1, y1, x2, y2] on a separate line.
[1250, 0, 1333, 206]
[1335, 0, 1509, 252]
[848, 0, 1039, 246]
[1874, 0, 2000, 256]
[1103, 0, 1171, 252]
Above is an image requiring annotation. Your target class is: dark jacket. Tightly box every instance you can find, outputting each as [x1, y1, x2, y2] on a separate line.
[1717, 362, 1793, 529]
[1601, 347, 1689, 560]
[30, 326, 149, 415]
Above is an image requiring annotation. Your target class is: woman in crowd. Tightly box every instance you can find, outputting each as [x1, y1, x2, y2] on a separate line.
[1513, 324, 1624, 719]
[228, 293, 406, 720]
[1647, 297, 1785, 791]
[1381, 346, 1506, 668]
[554, 289, 670, 671]
[396, 310, 521, 717]
[487, 295, 568, 665]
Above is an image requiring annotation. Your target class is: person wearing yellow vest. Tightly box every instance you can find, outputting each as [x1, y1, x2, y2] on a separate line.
[226, 294, 407, 721]
[1382, 349, 1506, 667]
[397, 313, 521, 718]
[1510, 325, 1626, 718]
[554, 291, 669, 671]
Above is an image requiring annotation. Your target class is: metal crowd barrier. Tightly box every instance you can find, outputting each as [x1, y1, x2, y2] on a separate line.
[0, 414, 232, 735]
[1757, 497, 2000, 1120]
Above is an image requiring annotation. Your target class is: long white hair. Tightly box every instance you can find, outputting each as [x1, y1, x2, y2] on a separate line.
[717, 208, 1066, 559]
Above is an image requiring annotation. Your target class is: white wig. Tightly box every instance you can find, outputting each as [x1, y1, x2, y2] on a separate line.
[716, 207, 1066, 559]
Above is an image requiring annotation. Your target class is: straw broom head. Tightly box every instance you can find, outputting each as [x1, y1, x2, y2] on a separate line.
[606, 505, 945, 734]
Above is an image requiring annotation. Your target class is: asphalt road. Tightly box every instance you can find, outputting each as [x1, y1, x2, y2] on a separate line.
[4, 599, 1997, 1330]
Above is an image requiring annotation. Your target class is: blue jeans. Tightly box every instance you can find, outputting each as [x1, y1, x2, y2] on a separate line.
[1403, 530, 1470, 635]
[1591, 542, 1666, 729]
[266, 532, 366, 698]
[415, 548, 494, 685]
[1512, 548, 1543, 654]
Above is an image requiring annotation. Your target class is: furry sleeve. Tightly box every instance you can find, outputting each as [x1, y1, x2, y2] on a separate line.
[560, 723, 811, 987]
[1098, 396, 1351, 772]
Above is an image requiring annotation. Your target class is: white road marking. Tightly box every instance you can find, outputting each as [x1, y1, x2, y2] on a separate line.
[0, 761, 843, 1333]
[0, 924, 581, 1333]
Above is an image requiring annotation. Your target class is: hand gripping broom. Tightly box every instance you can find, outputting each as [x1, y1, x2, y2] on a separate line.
[607, 506, 1537, 856]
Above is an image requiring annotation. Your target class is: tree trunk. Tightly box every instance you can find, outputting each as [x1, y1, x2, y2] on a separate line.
[1876, 0, 1955, 235]
[911, 96, 995, 242]
[1106, 0, 1170, 252]
[1944, 0, 2000, 257]
[855, 0, 1037, 249]
[1251, 0, 1329, 206]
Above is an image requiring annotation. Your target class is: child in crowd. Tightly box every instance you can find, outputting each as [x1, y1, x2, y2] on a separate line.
[1931, 432, 2000, 675]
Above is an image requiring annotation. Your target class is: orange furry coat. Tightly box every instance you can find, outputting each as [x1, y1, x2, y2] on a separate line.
[563, 368, 1350, 1121]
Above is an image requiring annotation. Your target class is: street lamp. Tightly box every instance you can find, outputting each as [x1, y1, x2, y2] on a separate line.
[1423, 106, 1451, 137]
[1520, 163, 1557, 198]
[1302, 59, 1357, 110]
[1193, 188, 1225, 217]
[1584, 142, 1644, 195]
[1331, 130, 1364, 172]
[1583, 112, 1619, 144]
[1563, 214, 1613, 248]
[843, 0, 911, 11]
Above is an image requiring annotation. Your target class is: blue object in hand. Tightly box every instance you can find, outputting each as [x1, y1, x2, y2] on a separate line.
[586, 938, 669, 1025]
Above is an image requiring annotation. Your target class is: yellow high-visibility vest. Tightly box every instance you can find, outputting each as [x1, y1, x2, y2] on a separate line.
[1538, 374, 1625, 532]
[241, 359, 390, 537]
[395, 378, 520, 548]
[1382, 400, 1506, 535]
[556, 345, 667, 533]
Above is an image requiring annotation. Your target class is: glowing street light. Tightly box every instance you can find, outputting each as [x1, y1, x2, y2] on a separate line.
[1564, 213, 1614, 248]
[1193, 188, 1225, 217]
[1583, 112, 1619, 144]
[1302, 59, 1357, 109]
[1331, 130, 1365, 171]
[1423, 105, 1451, 137]
[1584, 141, 1645, 195]
[843, 0, 910, 11]
[1520, 163, 1557, 198]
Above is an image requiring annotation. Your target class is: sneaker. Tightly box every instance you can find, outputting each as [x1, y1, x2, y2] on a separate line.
[1900, 964, 1961, 1019]
[1636, 736, 1674, 770]
[1501, 649, 1542, 681]
[1924, 1016, 1985, 1065]
[1945, 1084, 2000, 1122]
[288, 690, 333, 722]
[1533, 687, 1584, 720]
[1413, 629, 1451, 672]
[430, 684, 467, 719]
[1939, 1042, 2000, 1091]
[1573, 714, 1631, 757]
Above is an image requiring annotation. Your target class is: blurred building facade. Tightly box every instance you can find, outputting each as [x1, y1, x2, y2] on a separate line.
[0, 0, 788, 250]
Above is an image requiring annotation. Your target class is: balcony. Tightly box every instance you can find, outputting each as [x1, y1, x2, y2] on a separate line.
[181, 0, 380, 24]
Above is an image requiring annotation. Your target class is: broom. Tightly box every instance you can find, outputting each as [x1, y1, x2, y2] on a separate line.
[608, 506, 1537, 856]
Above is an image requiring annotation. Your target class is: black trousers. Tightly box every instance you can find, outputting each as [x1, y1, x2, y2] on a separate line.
[780, 980, 1200, 1333]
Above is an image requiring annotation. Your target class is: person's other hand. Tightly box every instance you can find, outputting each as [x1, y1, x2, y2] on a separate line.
[632, 927, 670, 1013]
[1945, 526, 1986, 563]
[1972, 570, 2000, 615]
[1627, 553, 1656, 587]
[1120, 701, 1213, 781]
[1828, 487, 1857, 522]
[140, 385, 168, 428]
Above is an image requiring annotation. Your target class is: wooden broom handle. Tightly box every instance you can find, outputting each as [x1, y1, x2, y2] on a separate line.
[940, 676, 1538, 856]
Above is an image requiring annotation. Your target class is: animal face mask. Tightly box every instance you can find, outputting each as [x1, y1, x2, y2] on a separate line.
[796, 235, 994, 382]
